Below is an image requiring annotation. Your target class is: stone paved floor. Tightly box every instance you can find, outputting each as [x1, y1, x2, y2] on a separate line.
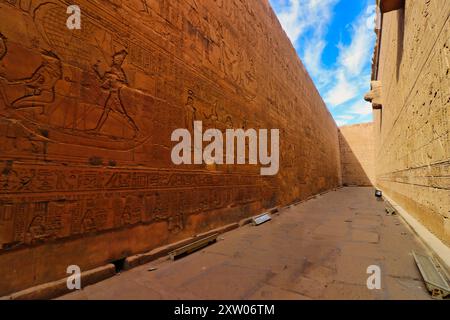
[60, 187, 432, 300]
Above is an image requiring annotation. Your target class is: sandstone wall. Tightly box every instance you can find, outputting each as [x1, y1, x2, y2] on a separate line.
[339, 123, 375, 186]
[373, 1, 449, 245]
[0, 0, 341, 295]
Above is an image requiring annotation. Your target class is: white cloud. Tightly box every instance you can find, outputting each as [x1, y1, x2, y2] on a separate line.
[335, 119, 349, 126]
[278, 1, 304, 43]
[302, 40, 326, 76]
[302, 39, 333, 86]
[337, 115, 355, 120]
[348, 101, 373, 116]
[271, 0, 376, 125]
[325, 4, 376, 108]
[335, 114, 355, 126]
[337, 13, 376, 76]
[274, 0, 338, 84]
[275, 0, 338, 45]
[334, 100, 373, 126]
[324, 71, 358, 106]
[276, 0, 303, 43]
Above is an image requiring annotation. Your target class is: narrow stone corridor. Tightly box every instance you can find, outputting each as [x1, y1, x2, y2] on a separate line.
[60, 187, 431, 300]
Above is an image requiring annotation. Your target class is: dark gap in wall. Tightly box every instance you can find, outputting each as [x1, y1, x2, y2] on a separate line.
[396, 8, 405, 81]
[112, 258, 126, 273]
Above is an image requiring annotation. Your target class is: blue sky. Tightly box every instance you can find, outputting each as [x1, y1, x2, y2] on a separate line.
[269, 0, 377, 126]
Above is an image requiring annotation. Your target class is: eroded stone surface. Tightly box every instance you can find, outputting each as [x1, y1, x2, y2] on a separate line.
[371, 0, 450, 246]
[59, 187, 432, 300]
[339, 123, 375, 186]
[0, 0, 340, 295]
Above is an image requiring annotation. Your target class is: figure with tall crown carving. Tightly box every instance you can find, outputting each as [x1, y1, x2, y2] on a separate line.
[92, 50, 139, 134]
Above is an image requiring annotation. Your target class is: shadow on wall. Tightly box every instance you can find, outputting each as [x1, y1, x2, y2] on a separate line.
[396, 8, 405, 81]
[338, 128, 374, 187]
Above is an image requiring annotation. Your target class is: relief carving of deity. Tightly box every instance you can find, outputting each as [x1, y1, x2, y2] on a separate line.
[0, 2, 156, 154]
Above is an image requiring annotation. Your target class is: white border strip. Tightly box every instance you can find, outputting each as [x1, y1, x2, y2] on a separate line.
[382, 192, 450, 269]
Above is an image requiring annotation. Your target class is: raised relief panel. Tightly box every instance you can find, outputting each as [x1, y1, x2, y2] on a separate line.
[0, 0, 341, 296]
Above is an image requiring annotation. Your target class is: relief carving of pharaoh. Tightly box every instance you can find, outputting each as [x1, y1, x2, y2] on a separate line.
[0, 1, 157, 155]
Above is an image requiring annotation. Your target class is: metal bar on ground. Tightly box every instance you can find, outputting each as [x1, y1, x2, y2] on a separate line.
[252, 213, 272, 226]
[168, 233, 219, 260]
[412, 251, 450, 299]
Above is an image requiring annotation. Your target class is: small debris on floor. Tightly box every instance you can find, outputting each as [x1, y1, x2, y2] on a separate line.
[147, 267, 158, 272]
[252, 213, 272, 226]
[385, 202, 396, 215]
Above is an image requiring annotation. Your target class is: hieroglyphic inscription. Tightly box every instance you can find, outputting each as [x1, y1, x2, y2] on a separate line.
[0, 0, 340, 294]
[0, 0, 339, 247]
[0, 185, 268, 247]
[0, 162, 273, 247]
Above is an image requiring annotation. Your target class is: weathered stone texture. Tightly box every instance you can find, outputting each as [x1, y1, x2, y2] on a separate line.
[373, 1, 450, 245]
[0, 0, 340, 295]
[339, 123, 375, 186]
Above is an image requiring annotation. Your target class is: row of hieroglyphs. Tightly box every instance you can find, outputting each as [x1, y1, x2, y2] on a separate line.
[0, 183, 271, 248]
[0, 0, 340, 254]
[0, 163, 270, 193]
[0, 160, 275, 248]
